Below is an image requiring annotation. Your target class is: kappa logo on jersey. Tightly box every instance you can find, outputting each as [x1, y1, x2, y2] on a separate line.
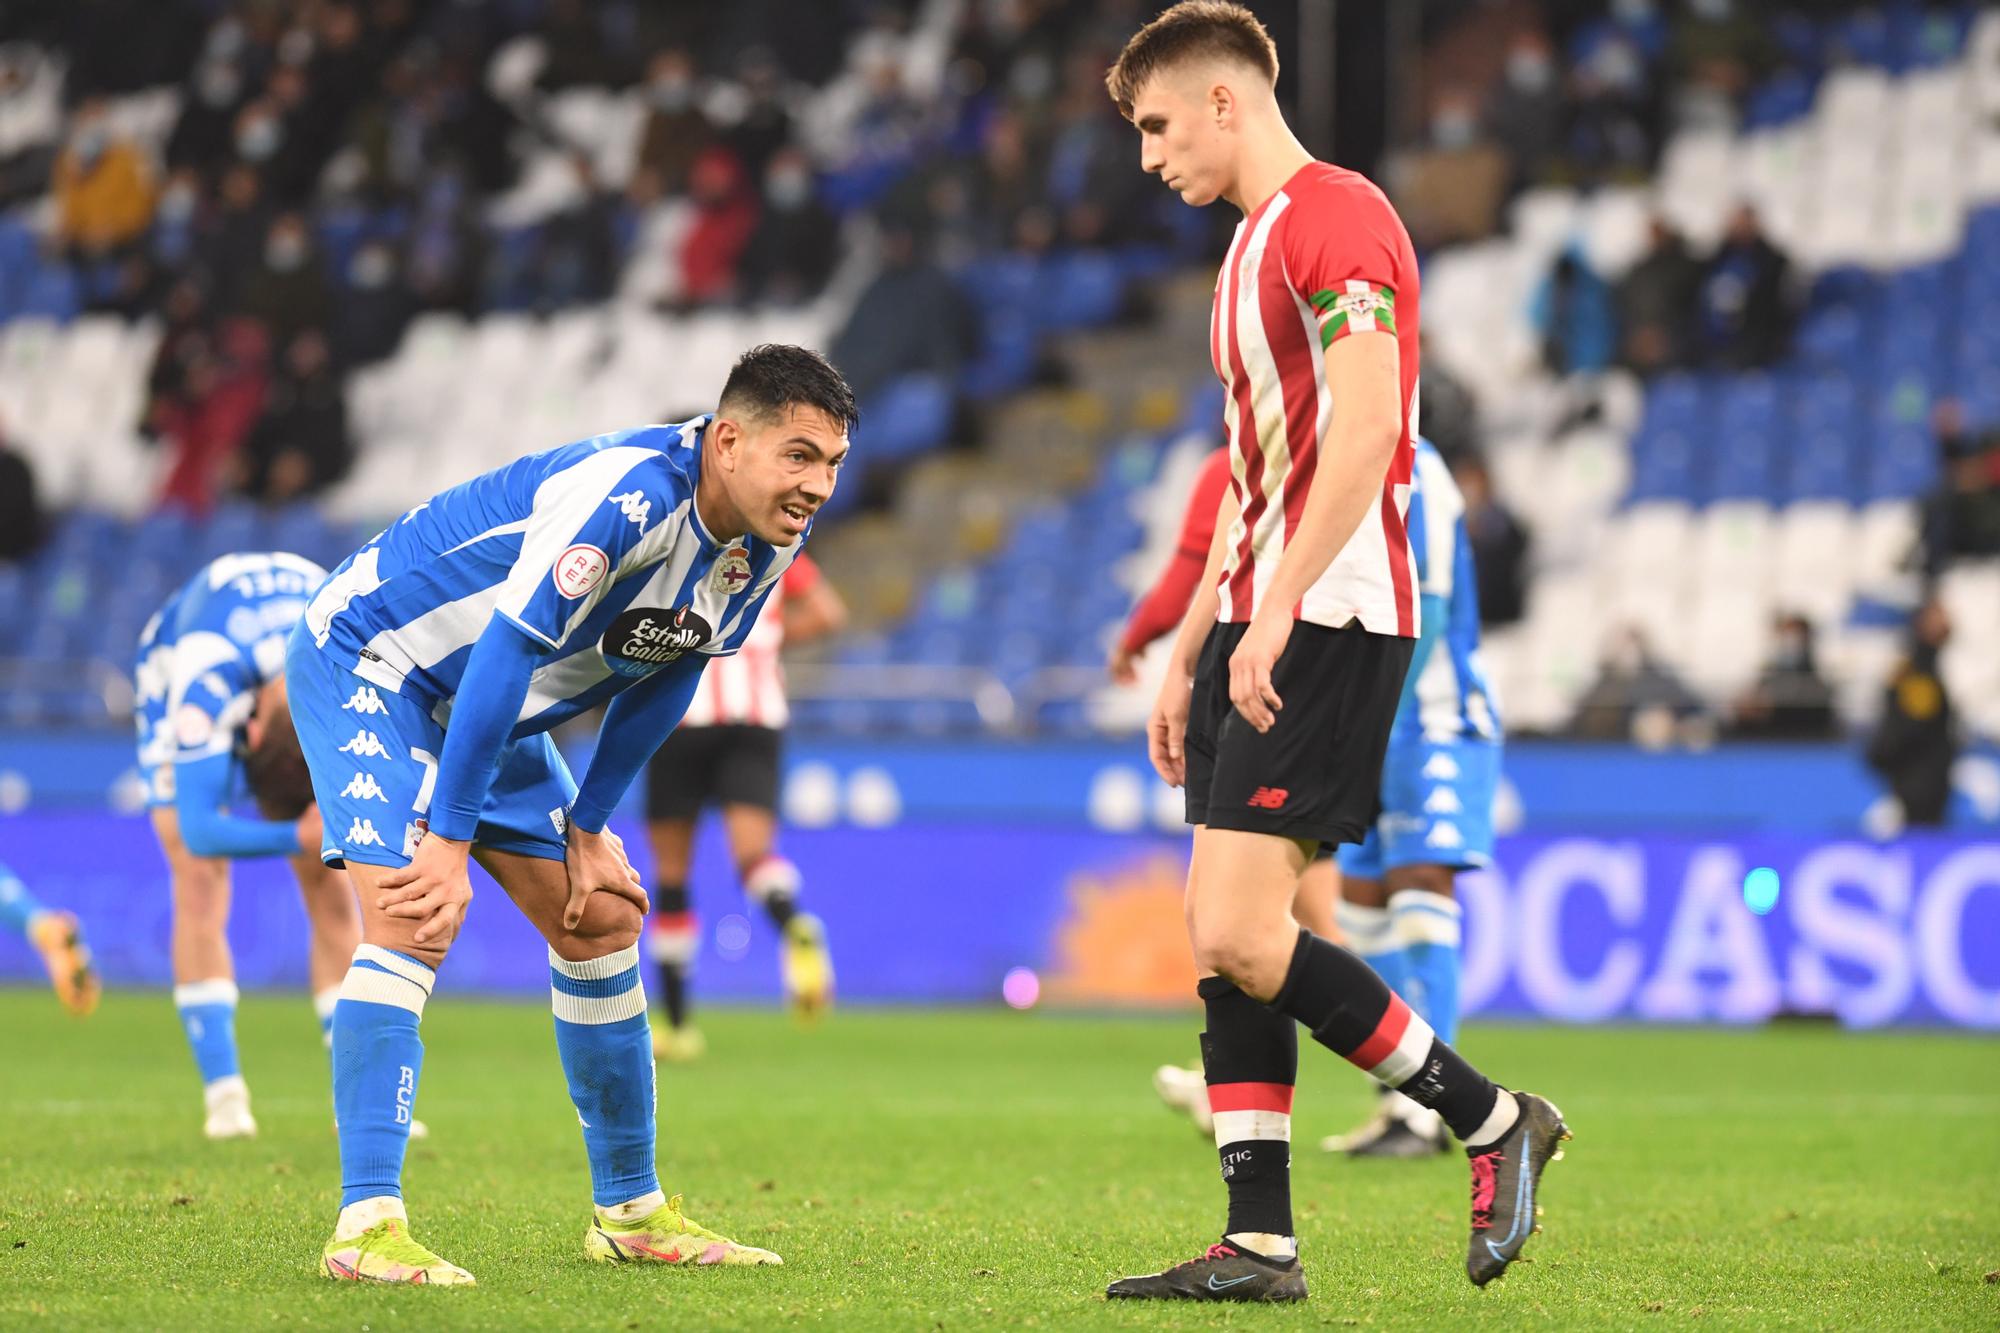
[338, 729, 392, 759]
[341, 685, 388, 715]
[608, 489, 652, 529]
[1423, 786, 1463, 815]
[1422, 752, 1461, 781]
[1246, 786, 1290, 810]
[709, 546, 753, 596]
[1425, 821, 1464, 849]
[346, 817, 386, 848]
[553, 543, 610, 600]
[341, 771, 389, 803]
[600, 606, 713, 677]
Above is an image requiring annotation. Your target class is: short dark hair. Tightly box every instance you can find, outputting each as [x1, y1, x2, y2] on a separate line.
[717, 344, 859, 436]
[1105, 1, 1280, 120]
[243, 694, 315, 821]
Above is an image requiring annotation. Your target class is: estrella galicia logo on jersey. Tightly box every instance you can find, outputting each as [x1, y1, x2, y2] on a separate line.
[601, 606, 712, 677]
[709, 547, 753, 596]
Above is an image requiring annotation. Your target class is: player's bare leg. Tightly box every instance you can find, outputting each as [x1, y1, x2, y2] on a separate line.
[154, 807, 256, 1139]
[723, 804, 830, 1020]
[477, 846, 781, 1268]
[1155, 854, 1340, 1137]
[643, 816, 703, 1059]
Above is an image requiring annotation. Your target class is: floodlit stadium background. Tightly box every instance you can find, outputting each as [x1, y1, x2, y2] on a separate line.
[0, 0, 1996, 1030]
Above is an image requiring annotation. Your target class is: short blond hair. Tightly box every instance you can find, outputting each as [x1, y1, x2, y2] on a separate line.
[1104, 1, 1280, 120]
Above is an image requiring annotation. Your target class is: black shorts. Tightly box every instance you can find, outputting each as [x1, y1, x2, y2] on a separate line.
[1183, 620, 1414, 848]
[644, 724, 782, 821]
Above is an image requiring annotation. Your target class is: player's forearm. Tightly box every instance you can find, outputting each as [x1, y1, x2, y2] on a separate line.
[1167, 490, 1238, 675]
[175, 754, 300, 858]
[570, 653, 707, 832]
[427, 617, 543, 843]
[1256, 417, 1401, 618]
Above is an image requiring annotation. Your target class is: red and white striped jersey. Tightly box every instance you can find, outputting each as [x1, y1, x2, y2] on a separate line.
[678, 554, 822, 729]
[1209, 161, 1422, 637]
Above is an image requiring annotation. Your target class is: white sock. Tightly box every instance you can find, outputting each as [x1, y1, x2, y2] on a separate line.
[1225, 1231, 1297, 1260]
[1464, 1088, 1520, 1150]
[603, 1189, 666, 1224]
[203, 1074, 250, 1111]
[336, 1195, 407, 1237]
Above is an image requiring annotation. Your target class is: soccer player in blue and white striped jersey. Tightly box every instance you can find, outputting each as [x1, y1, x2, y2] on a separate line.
[134, 551, 366, 1140]
[290, 343, 854, 1285]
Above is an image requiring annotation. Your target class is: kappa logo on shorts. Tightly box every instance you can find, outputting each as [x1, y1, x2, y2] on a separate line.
[346, 818, 386, 848]
[1426, 821, 1464, 849]
[341, 772, 389, 803]
[1423, 786, 1463, 815]
[1422, 753, 1462, 781]
[342, 685, 388, 715]
[1246, 786, 1290, 810]
[338, 729, 392, 759]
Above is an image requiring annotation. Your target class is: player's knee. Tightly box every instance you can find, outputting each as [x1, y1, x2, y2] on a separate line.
[362, 921, 449, 972]
[552, 893, 643, 961]
[171, 865, 230, 929]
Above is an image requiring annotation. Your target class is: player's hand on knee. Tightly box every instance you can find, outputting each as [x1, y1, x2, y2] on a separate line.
[376, 833, 476, 946]
[1149, 671, 1193, 787]
[1228, 615, 1289, 733]
[562, 824, 649, 931]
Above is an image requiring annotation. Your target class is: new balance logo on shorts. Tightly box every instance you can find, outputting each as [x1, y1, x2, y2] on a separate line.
[1246, 787, 1290, 810]
[338, 729, 392, 759]
[347, 818, 386, 848]
[341, 686, 388, 715]
[341, 772, 388, 802]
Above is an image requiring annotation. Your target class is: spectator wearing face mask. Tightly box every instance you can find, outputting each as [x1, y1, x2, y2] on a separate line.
[53, 97, 157, 260]
[334, 240, 416, 368]
[237, 212, 331, 342]
[1727, 614, 1838, 741]
[241, 330, 352, 504]
[738, 147, 838, 307]
[635, 48, 715, 196]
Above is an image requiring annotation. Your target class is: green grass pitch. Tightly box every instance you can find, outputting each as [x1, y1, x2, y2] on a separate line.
[1, 990, 1995, 1330]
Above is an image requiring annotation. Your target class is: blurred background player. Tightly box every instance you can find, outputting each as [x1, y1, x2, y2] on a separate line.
[292, 345, 850, 1285]
[0, 860, 100, 1016]
[644, 550, 846, 1061]
[135, 550, 369, 1140]
[1326, 436, 1505, 1159]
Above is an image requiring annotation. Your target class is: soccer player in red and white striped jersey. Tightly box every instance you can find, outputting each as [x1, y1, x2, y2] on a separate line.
[1099, 3, 1568, 1303]
[642, 553, 846, 1059]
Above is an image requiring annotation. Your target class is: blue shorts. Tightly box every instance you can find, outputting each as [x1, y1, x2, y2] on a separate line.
[285, 629, 577, 869]
[1337, 739, 1500, 880]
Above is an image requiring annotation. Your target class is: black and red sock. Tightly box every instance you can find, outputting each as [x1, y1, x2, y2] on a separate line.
[1270, 929, 1509, 1143]
[647, 884, 696, 1029]
[1197, 975, 1296, 1245]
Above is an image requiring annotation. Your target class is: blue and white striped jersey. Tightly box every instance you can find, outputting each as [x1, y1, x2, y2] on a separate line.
[1400, 440, 1502, 746]
[136, 551, 329, 769]
[302, 416, 800, 738]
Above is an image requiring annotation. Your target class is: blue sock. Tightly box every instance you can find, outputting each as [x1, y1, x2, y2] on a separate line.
[174, 979, 243, 1086]
[549, 944, 659, 1209]
[1335, 901, 1411, 1005]
[331, 946, 435, 1208]
[1390, 889, 1463, 1046]
[0, 863, 46, 936]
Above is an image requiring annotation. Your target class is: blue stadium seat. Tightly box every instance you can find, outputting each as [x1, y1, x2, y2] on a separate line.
[1788, 377, 1862, 502]
[17, 262, 80, 322]
[961, 308, 1038, 400]
[1040, 251, 1124, 331]
[1744, 70, 1815, 130]
[859, 373, 953, 461]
